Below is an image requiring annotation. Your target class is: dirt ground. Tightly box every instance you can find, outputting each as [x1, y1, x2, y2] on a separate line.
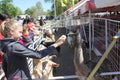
[52, 27, 111, 80]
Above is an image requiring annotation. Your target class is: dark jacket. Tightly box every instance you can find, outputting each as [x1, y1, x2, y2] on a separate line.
[39, 19, 44, 26]
[0, 38, 56, 80]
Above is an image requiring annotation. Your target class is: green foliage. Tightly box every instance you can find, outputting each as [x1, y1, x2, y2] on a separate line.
[25, 1, 46, 18]
[0, 0, 22, 17]
[46, 10, 54, 16]
[44, 0, 81, 16]
[0, 0, 81, 18]
[36, 1, 42, 10]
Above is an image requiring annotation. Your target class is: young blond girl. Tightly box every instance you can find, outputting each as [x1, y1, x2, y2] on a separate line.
[17, 24, 33, 47]
[0, 20, 66, 80]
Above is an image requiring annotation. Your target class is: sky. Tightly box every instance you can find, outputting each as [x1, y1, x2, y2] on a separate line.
[12, 0, 53, 12]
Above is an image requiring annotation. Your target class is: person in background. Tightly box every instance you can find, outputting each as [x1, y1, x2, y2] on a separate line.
[0, 13, 8, 39]
[22, 15, 29, 26]
[26, 18, 35, 41]
[15, 16, 23, 25]
[0, 13, 8, 80]
[39, 16, 45, 28]
[0, 20, 66, 80]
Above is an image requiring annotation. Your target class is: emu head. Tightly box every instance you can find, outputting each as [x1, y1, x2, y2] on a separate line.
[67, 29, 82, 47]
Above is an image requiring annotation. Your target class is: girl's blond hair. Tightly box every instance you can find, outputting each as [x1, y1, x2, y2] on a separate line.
[0, 21, 6, 35]
[2, 20, 22, 37]
[23, 24, 28, 33]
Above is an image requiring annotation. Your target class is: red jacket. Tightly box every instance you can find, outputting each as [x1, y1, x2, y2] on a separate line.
[0, 33, 4, 39]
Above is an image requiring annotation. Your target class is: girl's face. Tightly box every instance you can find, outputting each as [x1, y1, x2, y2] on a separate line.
[10, 26, 23, 41]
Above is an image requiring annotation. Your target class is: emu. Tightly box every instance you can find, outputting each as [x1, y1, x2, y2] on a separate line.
[67, 29, 93, 80]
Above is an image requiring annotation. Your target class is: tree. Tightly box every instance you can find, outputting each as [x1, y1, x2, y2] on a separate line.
[25, 8, 32, 17]
[0, 0, 22, 17]
[7, 4, 22, 17]
[36, 1, 42, 10]
[45, 0, 81, 16]
[0, 0, 13, 13]
[25, 1, 46, 18]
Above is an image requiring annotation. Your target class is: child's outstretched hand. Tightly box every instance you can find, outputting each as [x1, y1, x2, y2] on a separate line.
[53, 35, 66, 48]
